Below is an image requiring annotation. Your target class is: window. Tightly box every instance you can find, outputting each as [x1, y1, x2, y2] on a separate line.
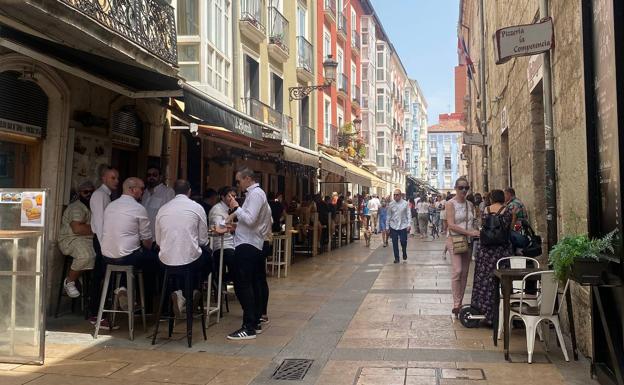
[430, 157, 438, 170]
[351, 63, 357, 96]
[444, 155, 451, 170]
[178, 44, 200, 81]
[177, 0, 199, 36]
[323, 29, 331, 59]
[444, 175, 452, 187]
[297, 3, 307, 37]
[351, 8, 357, 33]
[324, 99, 331, 143]
[376, 88, 384, 124]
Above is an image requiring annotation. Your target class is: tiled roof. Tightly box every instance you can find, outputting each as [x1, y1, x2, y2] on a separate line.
[427, 118, 466, 133]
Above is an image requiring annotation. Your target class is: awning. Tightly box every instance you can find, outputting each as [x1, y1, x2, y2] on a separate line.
[0, 25, 181, 98]
[282, 142, 319, 168]
[320, 152, 346, 176]
[407, 175, 440, 195]
[320, 152, 388, 188]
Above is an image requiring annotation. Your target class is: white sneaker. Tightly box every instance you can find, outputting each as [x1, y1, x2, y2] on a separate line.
[171, 290, 186, 318]
[114, 287, 128, 311]
[64, 278, 80, 298]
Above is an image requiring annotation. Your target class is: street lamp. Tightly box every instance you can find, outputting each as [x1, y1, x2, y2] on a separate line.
[289, 55, 338, 101]
[352, 117, 362, 133]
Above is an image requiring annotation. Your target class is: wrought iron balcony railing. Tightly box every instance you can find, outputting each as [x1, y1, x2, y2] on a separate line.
[268, 7, 289, 54]
[248, 97, 291, 137]
[58, 0, 177, 65]
[299, 125, 316, 150]
[338, 73, 348, 94]
[241, 0, 265, 34]
[337, 12, 347, 36]
[324, 0, 336, 20]
[326, 123, 339, 148]
[296, 36, 313, 74]
[351, 30, 360, 50]
[352, 84, 360, 104]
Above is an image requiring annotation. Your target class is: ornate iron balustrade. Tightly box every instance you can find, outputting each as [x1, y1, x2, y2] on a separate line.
[241, 0, 265, 33]
[338, 73, 348, 94]
[58, 0, 177, 65]
[296, 36, 313, 74]
[268, 7, 289, 54]
[351, 30, 360, 50]
[337, 12, 347, 36]
[299, 125, 316, 150]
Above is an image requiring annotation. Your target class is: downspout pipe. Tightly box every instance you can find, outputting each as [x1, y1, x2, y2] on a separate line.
[540, 0, 558, 250]
[479, 0, 489, 192]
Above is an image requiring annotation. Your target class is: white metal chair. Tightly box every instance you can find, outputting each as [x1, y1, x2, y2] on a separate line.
[496, 256, 540, 340]
[509, 271, 569, 363]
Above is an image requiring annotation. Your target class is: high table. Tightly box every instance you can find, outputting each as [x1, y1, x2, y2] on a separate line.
[493, 267, 543, 360]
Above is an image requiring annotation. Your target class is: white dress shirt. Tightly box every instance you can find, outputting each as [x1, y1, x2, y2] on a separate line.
[208, 201, 235, 250]
[90, 184, 111, 241]
[367, 197, 381, 212]
[155, 194, 209, 266]
[101, 195, 152, 259]
[142, 183, 175, 236]
[386, 199, 411, 230]
[233, 183, 271, 250]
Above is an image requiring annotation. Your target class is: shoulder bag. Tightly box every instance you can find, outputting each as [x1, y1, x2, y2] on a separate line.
[450, 202, 470, 254]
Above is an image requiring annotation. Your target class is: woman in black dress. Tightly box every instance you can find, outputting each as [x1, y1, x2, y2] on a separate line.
[472, 189, 512, 325]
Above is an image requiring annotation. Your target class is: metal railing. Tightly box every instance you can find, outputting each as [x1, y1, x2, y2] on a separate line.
[351, 30, 360, 50]
[338, 73, 348, 94]
[299, 125, 316, 150]
[59, 0, 177, 65]
[326, 123, 339, 147]
[324, 0, 336, 19]
[248, 97, 291, 135]
[268, 7, 289, 54]
[352, 84, 360, 104]
[337, 12, 347, 36]
[241, 0, 265, 34]
[296, 36, 313, 74]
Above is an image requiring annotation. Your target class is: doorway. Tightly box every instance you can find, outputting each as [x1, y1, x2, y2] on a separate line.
[0, 138, 41, 188]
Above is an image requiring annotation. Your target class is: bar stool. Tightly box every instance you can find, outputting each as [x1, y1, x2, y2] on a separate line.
[93, 264, 146, 340]
[152, 264, 207, 347]
[267, 234, 289, 277]
[55, 254, 91, 318]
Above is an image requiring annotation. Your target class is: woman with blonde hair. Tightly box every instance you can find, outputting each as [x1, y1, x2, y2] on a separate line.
[446, 177, 480, 316]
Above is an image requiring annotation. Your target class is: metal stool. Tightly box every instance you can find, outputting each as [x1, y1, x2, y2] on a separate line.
[152, 265, 207, 347]
[93, 264, 146, 340]
[266, 235, 289, 278]
[54, 254, 91, 318]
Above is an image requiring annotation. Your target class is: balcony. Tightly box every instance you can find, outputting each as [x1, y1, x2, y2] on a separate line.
[324, 0, 337, 23]
[351, 30, 361, 54]
[248, 97, 291, 140]
[351, 85, 361, 106]
[268, 7, 289, 62]
[240, 0, 266, 44]
[0, 0, 178, 74]
[337, 13, 347, 41]
[337, 73, 348, 98]
[296, 36, 314, 82]
[328, 124, 339, 148]
[299, 125, 316, 150]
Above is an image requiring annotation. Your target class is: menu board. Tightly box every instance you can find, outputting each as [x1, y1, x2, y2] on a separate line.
[592, 0, 622, 241]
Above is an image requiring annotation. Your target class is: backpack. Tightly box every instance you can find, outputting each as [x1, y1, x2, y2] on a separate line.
[480, 206, 510, 246]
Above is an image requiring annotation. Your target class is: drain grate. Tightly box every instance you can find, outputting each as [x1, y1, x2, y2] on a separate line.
[272, 359, 314, 380]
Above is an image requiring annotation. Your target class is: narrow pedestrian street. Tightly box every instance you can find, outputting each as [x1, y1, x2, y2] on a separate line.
[0, 235, 595, 385]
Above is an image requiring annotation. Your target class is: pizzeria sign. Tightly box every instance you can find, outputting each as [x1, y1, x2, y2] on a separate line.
[494, 17, 554, 64]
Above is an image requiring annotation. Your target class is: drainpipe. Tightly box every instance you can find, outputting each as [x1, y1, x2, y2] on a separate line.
[479, 0, 489, 192]
[232, 0, 241, 109]
[539, 0, 558, 250]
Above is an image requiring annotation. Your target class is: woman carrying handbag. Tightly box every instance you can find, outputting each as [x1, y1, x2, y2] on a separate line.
[446, 177, 480, 317]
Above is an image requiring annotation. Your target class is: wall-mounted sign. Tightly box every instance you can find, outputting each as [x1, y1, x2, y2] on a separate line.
[527, 54, 544, 92]
[494, 17, 554, 64]
[111, 132, 141, 147]
[0, 118, 42, 138]
[463, 132, 485, 146]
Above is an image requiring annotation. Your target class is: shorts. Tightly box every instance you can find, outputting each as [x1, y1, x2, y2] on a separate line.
[58, 237, 96, 271]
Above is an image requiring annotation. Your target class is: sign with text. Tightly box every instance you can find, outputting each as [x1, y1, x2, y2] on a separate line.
[463, 132, 485, 146]
[494, 18, 554, 64]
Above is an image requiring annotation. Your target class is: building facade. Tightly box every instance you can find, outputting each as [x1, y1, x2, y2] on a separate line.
[427, 115, 465, 193]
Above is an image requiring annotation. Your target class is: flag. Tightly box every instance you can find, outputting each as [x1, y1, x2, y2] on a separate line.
[459, 37, 476, 80]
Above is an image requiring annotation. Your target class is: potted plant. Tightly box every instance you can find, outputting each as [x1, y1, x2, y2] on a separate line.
[548, 230, 617, 284]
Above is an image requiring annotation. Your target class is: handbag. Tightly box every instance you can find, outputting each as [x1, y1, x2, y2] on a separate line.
[450, 202, 470, 254]
[520, 220, 542, 257]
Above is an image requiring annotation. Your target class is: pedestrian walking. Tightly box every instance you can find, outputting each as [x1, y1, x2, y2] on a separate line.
[446, 177, 480, 317]
[225, 167, 272, 340]
[385, 189, 411, 263]
[367, 194, 381, 233]
[416, 195, 431, 240]
[379, 199, 389, 247]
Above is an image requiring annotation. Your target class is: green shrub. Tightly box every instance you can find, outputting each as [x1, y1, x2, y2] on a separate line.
[548, 230, 617, 282]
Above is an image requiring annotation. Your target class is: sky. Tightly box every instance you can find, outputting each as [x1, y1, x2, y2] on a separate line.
[370, 0, 459, 125]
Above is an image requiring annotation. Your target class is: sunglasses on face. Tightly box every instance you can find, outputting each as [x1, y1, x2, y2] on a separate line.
[457, 186, 470, 191]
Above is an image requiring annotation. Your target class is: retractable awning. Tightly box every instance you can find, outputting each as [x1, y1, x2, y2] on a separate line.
[320, 152, 346, 176]
[282, 142, 319, 168]
[320, 152, 388, 188]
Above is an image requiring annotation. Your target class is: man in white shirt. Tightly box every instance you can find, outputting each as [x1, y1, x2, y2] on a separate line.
[88, 166, 118, 326]
[208, 186, 237, 279]
[142, 167, 175, 237]
[101, 177, 157, 310]
[386, 189, 411, 263]
[225, 167, 272, 340]
[367, 195, 381, 233]
[155, 179, 210, 315]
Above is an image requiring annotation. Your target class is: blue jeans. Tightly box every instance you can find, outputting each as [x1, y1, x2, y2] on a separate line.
[389, 228, 408, 261]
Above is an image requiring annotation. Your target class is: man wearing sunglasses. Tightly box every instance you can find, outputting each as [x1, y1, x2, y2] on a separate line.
[386, 189, 411, 263]
[58, 180, 97, 299]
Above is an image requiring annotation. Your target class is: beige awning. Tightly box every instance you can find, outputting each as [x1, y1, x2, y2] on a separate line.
[320, 152, 346, 176]
[320, 152, 388, 188]
[283, 143, 319, 168]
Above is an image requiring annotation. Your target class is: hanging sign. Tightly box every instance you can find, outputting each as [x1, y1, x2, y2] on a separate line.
[494, 17, 554, 64]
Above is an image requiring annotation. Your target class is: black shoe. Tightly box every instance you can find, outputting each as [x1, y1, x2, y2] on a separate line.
[403, 255, 407, 261]
[227, 327, 257, 340]
[255, 324, 263, 334]
[394, 259, 399, 264]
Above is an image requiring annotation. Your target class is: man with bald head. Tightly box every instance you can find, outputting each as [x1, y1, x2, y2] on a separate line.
[386, 188, 411, 263]
[100, 177, 156, 310]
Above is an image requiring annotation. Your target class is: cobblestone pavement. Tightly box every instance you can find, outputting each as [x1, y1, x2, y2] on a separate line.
[1, 236, 598, 384]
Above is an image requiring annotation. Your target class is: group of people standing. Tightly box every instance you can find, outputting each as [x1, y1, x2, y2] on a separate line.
[57, 165, 273, 340]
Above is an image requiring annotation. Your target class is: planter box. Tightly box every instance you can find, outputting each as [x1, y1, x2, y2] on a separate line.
[570, 258, 609, 285]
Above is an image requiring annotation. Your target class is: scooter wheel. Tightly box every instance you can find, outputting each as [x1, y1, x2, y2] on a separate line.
[459, 305, 481, 328]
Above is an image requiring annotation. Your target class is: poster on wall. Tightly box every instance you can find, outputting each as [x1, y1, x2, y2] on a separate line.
[71, 132, 111, 189]
[20, 191, 45, 227]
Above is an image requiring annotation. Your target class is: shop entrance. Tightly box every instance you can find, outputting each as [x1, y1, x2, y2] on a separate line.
[0, 137, 41, 188]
